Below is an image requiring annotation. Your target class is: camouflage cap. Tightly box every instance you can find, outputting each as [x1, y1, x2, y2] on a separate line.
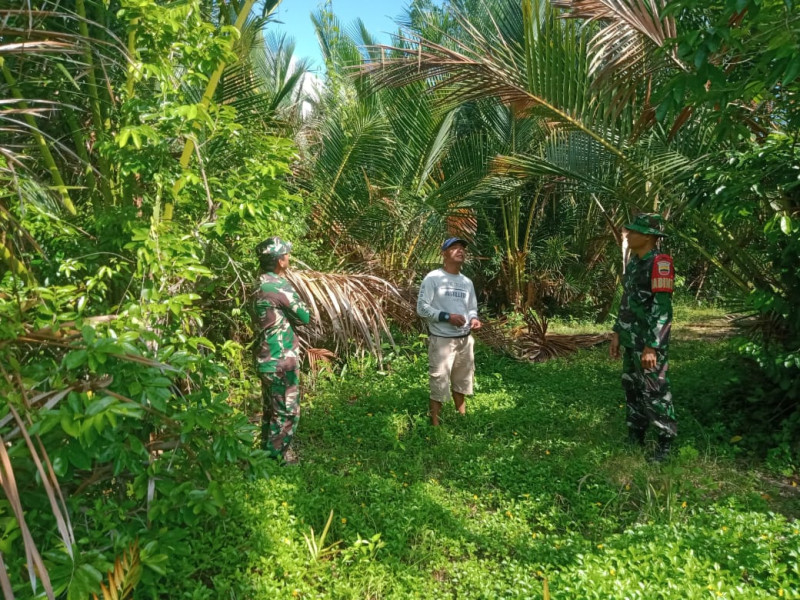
[256, 236, 293, 258]
[624, 213, 667, 237]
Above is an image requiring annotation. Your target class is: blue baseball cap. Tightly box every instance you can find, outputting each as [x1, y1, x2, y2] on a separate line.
[441, 237, 468, 251]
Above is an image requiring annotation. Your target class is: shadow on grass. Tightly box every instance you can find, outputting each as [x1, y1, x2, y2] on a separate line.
[224, 337, 799, 598]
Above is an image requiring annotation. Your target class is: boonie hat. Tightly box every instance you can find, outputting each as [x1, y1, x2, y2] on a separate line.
[256, 237, 293, 258]
[624, 213, 667, 237]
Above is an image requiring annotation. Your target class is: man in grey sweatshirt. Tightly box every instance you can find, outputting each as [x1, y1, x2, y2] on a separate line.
[417, 238, 482, 426]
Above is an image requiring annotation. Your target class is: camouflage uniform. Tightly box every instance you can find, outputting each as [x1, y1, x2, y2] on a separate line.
[613, 214, 677, 443]
[254, 238, 310, 459]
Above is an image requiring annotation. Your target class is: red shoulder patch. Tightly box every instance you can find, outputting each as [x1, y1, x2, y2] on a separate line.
[651, 254, 674, 293]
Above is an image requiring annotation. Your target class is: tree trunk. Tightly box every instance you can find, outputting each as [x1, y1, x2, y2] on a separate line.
[75, 0, 115, 208]
[1, 63, 75, 215]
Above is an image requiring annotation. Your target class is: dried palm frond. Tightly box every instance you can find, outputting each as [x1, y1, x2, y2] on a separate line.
[286, 269, 406, 362]
[518, 330, 610, 362]
[305, 347, 338, 379]
[0, 551, 14, 600]
[552, 0, 682, 68]
[3, 401, 74, 550]
[92, 541, 141, 600]
[0, 427, 55, 600]
[474, 311, 609, 363]
[384, 285, 424, 332]
[473, 318, 522, 356]
[0, 317, 185, 599]
[518, 310, 610, 361]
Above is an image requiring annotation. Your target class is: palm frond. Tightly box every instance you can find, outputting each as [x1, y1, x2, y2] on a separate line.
[0, 551, 14, 600]
[305, 347, 338, 382]
[312, 10, 369, 72]
[92, 541, 141, 600]
[216, 26, 311, 133]
[0, 427, 55, 600]
[361, 0, 674, 204]
[551, 0, 687, 125]
[552, 0, 682, 63]
[474, 311, 609, 362]
[286, 269, 406, 362]
[0, 2, 130, 275]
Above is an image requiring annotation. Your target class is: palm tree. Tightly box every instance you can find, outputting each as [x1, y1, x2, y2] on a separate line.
[304, 10, 492, 282]
[359, 0, 779, 303]
[0, 0, 131, 283]
[1, 3, 405, 597]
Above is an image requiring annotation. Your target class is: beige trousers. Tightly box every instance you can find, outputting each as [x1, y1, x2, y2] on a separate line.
[428, 335, 475, 403]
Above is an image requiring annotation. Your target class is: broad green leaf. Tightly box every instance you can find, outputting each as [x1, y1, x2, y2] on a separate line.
[85, 395, 117, 416]
[64, 349, 88, 370]
[60, 414, 81, 438]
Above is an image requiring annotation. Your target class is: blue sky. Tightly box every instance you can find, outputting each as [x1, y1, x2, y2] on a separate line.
[271, 0, 412, 73]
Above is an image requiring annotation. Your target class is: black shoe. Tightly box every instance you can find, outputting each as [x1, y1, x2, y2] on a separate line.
[627, 427, 646, 447]
[649, 437, 673, 463]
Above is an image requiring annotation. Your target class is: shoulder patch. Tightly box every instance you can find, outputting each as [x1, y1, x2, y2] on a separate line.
[651, 254, 674, 293]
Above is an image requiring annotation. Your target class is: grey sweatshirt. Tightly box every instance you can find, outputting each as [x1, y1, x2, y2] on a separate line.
[416, 268, 479, 337]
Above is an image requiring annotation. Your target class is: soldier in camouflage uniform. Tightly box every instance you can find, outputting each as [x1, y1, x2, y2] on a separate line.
[254, 237, 311, 462]
[610, 214, 676, 462]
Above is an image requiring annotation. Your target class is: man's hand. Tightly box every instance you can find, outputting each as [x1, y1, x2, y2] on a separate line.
[609, 332, 620, 359]
[641, 347, 657, 369]
[449, 314, 467, 327]
[469, 318, 482, 330]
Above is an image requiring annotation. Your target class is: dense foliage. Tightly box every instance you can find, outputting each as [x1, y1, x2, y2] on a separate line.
[317, 0, 800, 448]
[1, 1, 306, 597]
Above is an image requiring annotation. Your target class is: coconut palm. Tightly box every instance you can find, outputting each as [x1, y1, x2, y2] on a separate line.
[304, 10, 495, 282]
[358, 0, 784, 304]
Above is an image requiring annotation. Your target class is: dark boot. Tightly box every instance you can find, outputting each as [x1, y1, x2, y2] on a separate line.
[627, 427, 646, 447]
[650, 436, 673, 463]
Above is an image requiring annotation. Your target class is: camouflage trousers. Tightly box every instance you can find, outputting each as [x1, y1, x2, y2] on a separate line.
[260, 370, 300, 458]
[622, 346, 677, 439]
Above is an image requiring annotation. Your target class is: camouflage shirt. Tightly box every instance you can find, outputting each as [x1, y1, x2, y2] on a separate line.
[613, 249, 674, 350]
[254, 272, 311, 373]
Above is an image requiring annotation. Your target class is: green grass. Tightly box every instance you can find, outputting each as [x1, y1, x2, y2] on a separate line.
[544, 298, 731, 335]
[166, 321, 800, 599]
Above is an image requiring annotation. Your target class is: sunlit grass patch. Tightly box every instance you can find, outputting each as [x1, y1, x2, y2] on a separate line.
[182, 310, 799, 599]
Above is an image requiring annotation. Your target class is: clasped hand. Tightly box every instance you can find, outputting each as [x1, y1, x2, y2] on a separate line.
[449, 314, 482, 330]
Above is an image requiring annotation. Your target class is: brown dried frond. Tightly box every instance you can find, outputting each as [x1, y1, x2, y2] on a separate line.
[92, 541, 142, 600]
[552, 0, 679, 51]
[287, 269, 408, 362]
[473, 318, 522, 356]
[0, 426, 55, 599]
[306, 347, 338, 378]
[553, 0, 686, 123]
[475, 310, 609, 363]
[384, 286, 424, 333]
